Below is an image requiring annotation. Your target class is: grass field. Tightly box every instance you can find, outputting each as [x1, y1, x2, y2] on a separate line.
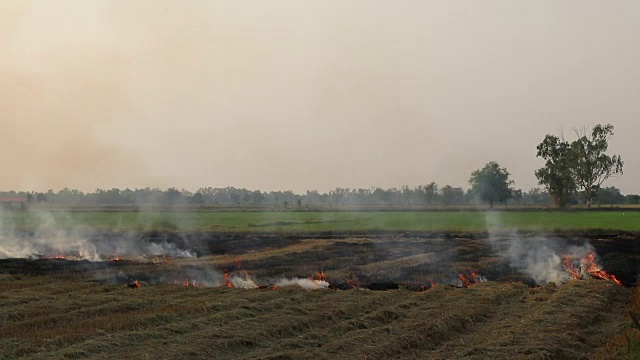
[1, 210, 640, 233]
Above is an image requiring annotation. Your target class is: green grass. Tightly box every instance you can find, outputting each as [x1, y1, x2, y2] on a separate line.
[1, 210, 640, 232]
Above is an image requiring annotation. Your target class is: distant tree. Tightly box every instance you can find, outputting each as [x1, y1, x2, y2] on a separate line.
[191, 192, 205, 205]
[165, 188, 183, 205]
[440, 185, 465, 205]
[570, 124, 623, 207]
[401, 185, 413, 205]
[595, 186, 624, 205]
[372, 187, 391, 205]
[422, 182, 439, 206]
[625, 194, 640, 205]
[328, 188, 349, 207]
[535, 134, 576, 208]
[469, 162, 514, 207]
[521, 188, 551, 206]
[250, 190, 265, 205]
[510, 189, 523, 205]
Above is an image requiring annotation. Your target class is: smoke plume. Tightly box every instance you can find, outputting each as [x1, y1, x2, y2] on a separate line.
[485, 211, 598, 285]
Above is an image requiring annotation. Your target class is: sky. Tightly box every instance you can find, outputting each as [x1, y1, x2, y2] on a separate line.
[1, 1, 639, 194]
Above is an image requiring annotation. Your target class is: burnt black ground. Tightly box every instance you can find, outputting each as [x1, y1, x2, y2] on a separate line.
[1, 231, 638, 288]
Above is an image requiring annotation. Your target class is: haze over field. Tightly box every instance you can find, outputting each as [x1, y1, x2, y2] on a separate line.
[2, 1, 639, 193]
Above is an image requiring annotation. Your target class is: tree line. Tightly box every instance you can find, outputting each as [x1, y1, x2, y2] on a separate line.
[1, 184, 636, 208]
[0, 124, 633, 208]
[463, 124, 626, 208]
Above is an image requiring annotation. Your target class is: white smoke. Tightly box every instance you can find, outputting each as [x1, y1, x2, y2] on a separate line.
[230, 276, 258, 289]
[505, 239, 567, 284]
[275, 278, 330, 290]
[0, 209, 196, 260]
[146, 242, 196, 258]
[485, 211, 596, 285]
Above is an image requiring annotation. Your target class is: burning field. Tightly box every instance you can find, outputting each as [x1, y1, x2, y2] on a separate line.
[1, 229, 639, 359]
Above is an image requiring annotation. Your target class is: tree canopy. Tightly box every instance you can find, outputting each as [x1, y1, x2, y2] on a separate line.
[535, 134, 576, 208]
[468, 162, 514, 207]
[535, 124, 623, 208]
[571, 124, 624, 207]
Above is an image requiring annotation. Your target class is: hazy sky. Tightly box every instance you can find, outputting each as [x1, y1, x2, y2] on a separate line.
[2, 1, 639, 193]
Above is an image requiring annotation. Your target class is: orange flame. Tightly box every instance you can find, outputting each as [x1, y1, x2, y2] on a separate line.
[345, 279, 361, 289]
[562, 255, 580, 280]
[126, 280, 141, 288]
[562, 251, 623, 286]
[459, 271, 480, 288]
[45, 249, 66, 259]
[582, 252, 623, 286]
[224, 272, 234, 288]
[313, 271, 327, 282]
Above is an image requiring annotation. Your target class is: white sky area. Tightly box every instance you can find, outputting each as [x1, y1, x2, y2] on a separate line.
[1, 1, 639, 193]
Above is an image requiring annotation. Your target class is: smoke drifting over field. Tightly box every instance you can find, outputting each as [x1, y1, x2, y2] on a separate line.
[275, 278, 330, 290]
[0, 209, 196, 260]
[2, 1, 640, 193]
[0, 206, 630, 289]
[485, 212, 610, 285]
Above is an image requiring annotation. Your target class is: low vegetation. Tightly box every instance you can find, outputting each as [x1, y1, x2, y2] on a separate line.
[2, 210, 640, 233]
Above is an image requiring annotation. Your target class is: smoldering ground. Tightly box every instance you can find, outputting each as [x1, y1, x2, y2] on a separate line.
[483, 211, 627, 285]
[0, 207, 636, 288]
[0, 209, 197, 260]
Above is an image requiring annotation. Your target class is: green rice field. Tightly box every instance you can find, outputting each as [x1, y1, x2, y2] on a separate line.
[1, 210, 639, 233]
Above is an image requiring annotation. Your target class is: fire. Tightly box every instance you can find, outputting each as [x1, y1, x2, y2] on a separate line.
[562, 251, 623, 286]
[345, 279, 362, 289]
[126, 279, 142, 288]
[44, 249, 66, 259]
[562, 255, 580, 280]
[581, 252, 623, 286]
[458, 271, 480, 288]
[183, 279, 200, 288]
[42, 250, 83, 260]
[313, 271, 327, 282]
[224, 271, 234, 288]
[108, 255, 124, 262]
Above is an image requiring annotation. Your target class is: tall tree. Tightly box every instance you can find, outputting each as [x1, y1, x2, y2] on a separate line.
[535, 124, 623, 208]
[570, 124, 623, 207]
[468, 162, 514, 207]
[535, 134, 576, 208]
